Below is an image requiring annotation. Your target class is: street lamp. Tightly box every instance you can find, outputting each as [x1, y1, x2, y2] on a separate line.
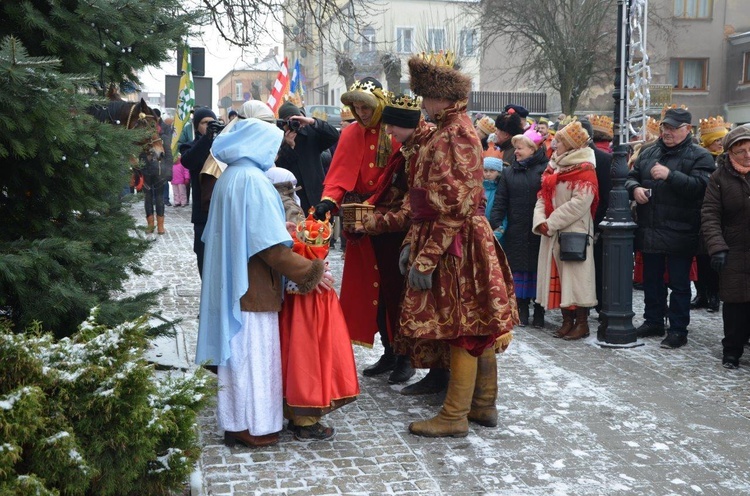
[597, 0, 641, 348]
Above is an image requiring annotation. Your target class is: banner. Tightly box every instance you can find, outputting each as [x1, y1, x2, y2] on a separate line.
[173, 47, 195, 156]
[267, 57, 290, 116]
[290, 59, 304, 98]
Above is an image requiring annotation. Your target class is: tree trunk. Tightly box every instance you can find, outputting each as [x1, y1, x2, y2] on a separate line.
[335, 52, 357, 89]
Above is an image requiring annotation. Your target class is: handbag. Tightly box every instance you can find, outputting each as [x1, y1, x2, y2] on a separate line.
[558, 218, 591, 262]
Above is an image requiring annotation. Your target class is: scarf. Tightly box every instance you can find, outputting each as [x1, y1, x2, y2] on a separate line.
[539, 147, 599, 218]
[729, 153, 750, 175]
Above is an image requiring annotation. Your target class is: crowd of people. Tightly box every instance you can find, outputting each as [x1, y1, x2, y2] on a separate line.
[132, 49, 749, 448]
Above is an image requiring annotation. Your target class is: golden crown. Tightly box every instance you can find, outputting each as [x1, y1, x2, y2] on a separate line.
[590, 114, 614, 135]
[385, 92, 422, 111]
[660, 104, 688, 120]
[417, 50, 456, 68]
[699, 116, 729, 135]
[645, 117, 660, 139]
[340, 105, 354, 121]
[295, 211, 332, 246]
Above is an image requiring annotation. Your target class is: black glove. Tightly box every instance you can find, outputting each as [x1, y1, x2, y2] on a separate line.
[313, 200, 335, 221]
[399, 245, 411, 275]
[408, 266, 433, 290]
[711, 251, 728, 273]
[206, 121, 225, 138]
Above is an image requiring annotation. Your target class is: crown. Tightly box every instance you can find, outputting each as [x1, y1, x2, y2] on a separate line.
[660, 104, 688, 120]
[295, 211, 332, 246]
[476, 115, 496, 136]
[340, 105, 354, 121]
[645, 117, 660, 140]
[385, 92, 422, 111]
[699, 116, 729, 135]
[557, 120, 590, 150]
[590, 115, 614, 136]
[417, 50, 456, 68]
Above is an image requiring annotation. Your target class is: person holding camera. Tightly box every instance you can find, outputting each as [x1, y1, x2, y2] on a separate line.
[275, 101, 339, 214]
[179, 107, 223, 278]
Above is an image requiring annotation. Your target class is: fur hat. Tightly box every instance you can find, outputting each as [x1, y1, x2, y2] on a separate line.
[476, 116, 496, 137]
[495, 109, 525, 137]
[408, 53, 472, 102]
[556, 121, 590, 150]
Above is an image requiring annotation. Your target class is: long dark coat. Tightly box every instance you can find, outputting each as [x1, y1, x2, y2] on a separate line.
[701, 153, 750, 303]
[489, 147, 548, 272]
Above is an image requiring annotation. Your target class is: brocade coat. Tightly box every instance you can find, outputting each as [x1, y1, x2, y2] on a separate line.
[395, 102, 517, 365]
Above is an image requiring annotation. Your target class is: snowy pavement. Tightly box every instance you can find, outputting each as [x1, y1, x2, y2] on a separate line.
[122, 200, 750, 496]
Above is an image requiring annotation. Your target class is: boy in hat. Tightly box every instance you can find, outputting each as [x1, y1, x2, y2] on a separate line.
[400, 52, 517, 437]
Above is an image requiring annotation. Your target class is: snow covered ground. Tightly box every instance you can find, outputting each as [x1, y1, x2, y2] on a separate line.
[123, 200, 750, 495]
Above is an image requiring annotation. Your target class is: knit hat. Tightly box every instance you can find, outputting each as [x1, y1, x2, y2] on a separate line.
[699, 116, 729, 148]
[556, 121, 590, 150]
[476, 116, 496, 137]
[723, 124, 750, 151]
[278, 101, 303, 120]
[227, 109, 238, 120]
[483, 156, 504, 172]
[340, 106, 355, 122]
[408, 52, 472, 102]
[238, 100, 275, 123]
[495, 108, 525, 137]
[382, 93, 422, 129]
[512, 125, 545, 150]
[193, 107, 217, 128]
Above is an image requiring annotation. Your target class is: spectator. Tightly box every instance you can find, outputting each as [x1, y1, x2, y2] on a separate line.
[475, 115, 496, 151]
[141, 112, 173, 234]
[625, 107, 715, 349]
[171, 156, 190, 207]
[494, 105, 528, 166]
[701, 125, 750, 369]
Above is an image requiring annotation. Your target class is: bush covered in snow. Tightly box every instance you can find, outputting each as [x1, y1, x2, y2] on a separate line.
[0, 314, 214, 495]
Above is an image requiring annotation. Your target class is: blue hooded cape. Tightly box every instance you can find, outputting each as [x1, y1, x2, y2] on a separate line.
[195, 118, 289, 366]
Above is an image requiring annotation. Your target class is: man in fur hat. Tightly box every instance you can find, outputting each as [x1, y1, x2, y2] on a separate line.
[312, 78, 413, 382]
[400, 53, 517, 438]
[494, 104, 528, 166]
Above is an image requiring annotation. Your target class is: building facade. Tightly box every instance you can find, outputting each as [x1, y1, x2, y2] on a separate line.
[215, 49, 281, 119]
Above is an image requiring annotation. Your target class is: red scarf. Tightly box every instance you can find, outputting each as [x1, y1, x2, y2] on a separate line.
[539, 162, 599, 218]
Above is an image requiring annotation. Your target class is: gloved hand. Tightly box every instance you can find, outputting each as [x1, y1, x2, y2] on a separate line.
[408, 266, 433, 290]
[313, 200, 335, 221]
[206, 120, 225, 138]
[711, 251, 728, 273]
[399, 245, 411, 275]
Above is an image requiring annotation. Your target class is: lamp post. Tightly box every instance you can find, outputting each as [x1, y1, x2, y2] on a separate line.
[597, 0, 641, 347]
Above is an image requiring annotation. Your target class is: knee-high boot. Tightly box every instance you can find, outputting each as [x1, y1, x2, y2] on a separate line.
[564, 307, 591, 340]
[468, 347, 498, 427]
[146, 215, 155, 234]
[409, 345, 477, 438]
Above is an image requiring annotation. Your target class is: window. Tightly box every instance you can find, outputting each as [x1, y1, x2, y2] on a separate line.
[235, 81, 243, 100]
[427, 28, 445, 52]
[362, 26, 376, 52]
[459, 28, 476, 57]
[669, 58, 708, 90]
[744, 52, 750, 84]
[674, 0, 712, 19]
[396, 27, 413, 53]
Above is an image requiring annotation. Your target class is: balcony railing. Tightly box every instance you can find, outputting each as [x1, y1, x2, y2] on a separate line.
[468, 91, 547, 115]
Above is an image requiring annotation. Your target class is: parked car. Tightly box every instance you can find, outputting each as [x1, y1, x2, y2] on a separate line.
[307, 105, 342, 129]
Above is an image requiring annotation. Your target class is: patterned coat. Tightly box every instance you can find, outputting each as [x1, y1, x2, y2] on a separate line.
[395, 102, 517, 365]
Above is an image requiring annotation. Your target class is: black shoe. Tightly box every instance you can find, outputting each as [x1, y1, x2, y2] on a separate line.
[362, 354, 396, 376]
[722, 356, 740, 369]
[636, 322, 666, 338]
[388, 355, 416, 384]
[518, 303, 529, 327]
[660, 333, 687, 349]
[293, 422, 335, 441]
[400, 368, 449, 395]
[165, 201, 172, 206]
[532, 304, 545, 328]
[706, 294, 720, 313]
[690, 293, 707, 309]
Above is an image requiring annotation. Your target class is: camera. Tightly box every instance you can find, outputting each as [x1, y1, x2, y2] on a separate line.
[276, 118, 301, 132]
[206, 120, 225, 138]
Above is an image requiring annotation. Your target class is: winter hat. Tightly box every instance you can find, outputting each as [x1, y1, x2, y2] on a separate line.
[408, 52, 472, 102]
[483, 156, 504, 172]
[723, 124, 750, 151]
[503, 104, 529, 119]
[227, 109, 238, 120]
[495, 108, 525, 137]
[382, 93, 422, 129]
[556, 121, 590, 150]
[278, 101, 303, 121]
[476, 116, 497, 137]
[511, 125, 545, 150]
[238, 100, 275, 123]
[193, 107, 217, 128]
[699, 116, 729, 148]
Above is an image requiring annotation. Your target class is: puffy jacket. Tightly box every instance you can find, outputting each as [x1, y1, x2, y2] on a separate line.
[625, 135, 715, 255]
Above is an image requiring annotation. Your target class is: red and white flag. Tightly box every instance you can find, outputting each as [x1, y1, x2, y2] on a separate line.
[267, 57, 290, 116]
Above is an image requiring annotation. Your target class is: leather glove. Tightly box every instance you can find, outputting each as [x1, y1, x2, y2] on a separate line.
[206, 120, 225, 138]
[399, 244, 411, 275]
[711, 251, 728, 273]
[313, 200, 335, 221]
[408, 266, 433, 290]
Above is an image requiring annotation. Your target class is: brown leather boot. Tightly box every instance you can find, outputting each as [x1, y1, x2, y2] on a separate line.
[468, 347, 498, 427]
[409, 346, 477, 437]
[145, 215, 155, 234]
[553, 308, 575, 338]
[157, 215, 166, 235]
[564, 307, 591, 340]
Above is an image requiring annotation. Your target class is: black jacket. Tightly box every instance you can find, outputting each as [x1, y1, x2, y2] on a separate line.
[489, 147, 548, 272]
[592, 145, 612, 231]
[179, 132, 213, 225]
[275, 118, 339, 212]
[625, 135, 715, 255]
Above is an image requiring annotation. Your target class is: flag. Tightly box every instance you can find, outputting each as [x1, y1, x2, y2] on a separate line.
[267, 57, 290, 116]
[172, 47, 195, 156]
[290, 59, 304, 98]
